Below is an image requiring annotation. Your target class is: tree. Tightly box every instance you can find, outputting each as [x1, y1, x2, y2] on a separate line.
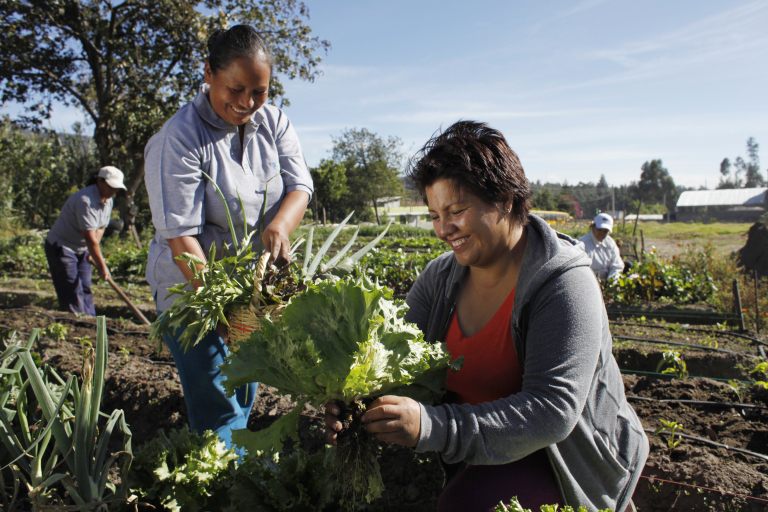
[717, 158, 738, 189]
[331, 128, 404, 224]
[0, 0, 329, 239]
[635, 159, 678, 210]
[736, 137, 764, 188]
[597, 174, 609, 188]
[0, 117, 99, 228]
[308, 159, 348, 223]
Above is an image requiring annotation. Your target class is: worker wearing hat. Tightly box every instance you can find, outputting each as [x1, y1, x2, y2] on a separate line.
[578, 213, 624, 281]
[44, 166, 127, 315]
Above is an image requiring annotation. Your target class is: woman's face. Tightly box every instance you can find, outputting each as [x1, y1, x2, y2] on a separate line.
[426, 179, 514, 269]
[96, 178, 118, 200]
[591, 226, 610, 242]
[204, 56, 271, 126]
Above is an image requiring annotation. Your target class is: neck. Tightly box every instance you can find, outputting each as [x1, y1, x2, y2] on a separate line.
[467, 225, 528, 290]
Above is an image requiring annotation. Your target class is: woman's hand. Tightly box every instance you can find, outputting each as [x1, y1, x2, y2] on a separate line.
[324, 401, 342, 446]
[261, 190, 310, 266]
[261, 220, 292, 267]
[361, 396, 421, 448]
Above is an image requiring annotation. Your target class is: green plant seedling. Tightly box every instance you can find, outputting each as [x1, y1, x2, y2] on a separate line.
[656, 349, 689, 379]
[726, 380, 747, 403]
[116, 346, 130, 364]
[493, 497, 608, 511]
[750, 361, 768, 378]
[654, 419, 684, 450]
[43, 322, 69, 343]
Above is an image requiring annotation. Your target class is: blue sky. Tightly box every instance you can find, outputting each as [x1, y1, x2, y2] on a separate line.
[4, 0, 768, 189]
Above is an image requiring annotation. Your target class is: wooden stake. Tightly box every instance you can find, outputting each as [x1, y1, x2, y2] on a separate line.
[755, 270, 760, 335]
[734, 278, 745, 331]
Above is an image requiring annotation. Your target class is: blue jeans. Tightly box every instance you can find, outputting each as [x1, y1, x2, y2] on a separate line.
[44, 240, 95, 316]
[161, 320, 257, 451]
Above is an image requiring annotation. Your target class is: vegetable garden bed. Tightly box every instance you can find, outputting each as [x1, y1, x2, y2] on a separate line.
[2, 305, 767, 510]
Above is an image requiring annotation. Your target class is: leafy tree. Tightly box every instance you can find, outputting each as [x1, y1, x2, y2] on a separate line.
[0, 0, 329, 237]
[0, 117, 99, 228]
[635, 159, 678, 210]
[331, 128, 404, 224]
[736, 137, 764, 188]
[531, 189, 557, 211]
[308, 159, 349, 223]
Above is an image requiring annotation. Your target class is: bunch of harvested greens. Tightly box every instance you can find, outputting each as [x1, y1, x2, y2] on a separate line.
[149, 170, 390, 352]
[220, 276, 462, 506]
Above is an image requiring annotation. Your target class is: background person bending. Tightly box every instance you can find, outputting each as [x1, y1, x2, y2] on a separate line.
[326, 121, 648, 512]
[44, 166, 126, 315]
[579, 212, 624, 281]
[144, 25, 313, 450]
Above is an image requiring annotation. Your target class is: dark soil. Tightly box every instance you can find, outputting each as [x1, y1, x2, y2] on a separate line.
[2, 305, 768, 511]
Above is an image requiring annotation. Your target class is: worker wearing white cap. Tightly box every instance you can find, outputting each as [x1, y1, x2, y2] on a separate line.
[578, 213, 624, 281]
[44, 166, 126, 315]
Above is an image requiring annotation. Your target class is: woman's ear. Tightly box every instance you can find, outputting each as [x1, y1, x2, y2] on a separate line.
[203, 61, 213, 84]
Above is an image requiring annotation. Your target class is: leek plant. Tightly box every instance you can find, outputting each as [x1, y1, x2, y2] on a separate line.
[0, 318, 133, 510]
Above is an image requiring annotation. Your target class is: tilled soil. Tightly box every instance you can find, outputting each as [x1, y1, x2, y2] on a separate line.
[2, 305, 768, 511]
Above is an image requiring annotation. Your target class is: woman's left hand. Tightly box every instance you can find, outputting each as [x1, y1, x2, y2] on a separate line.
[261, 221, 291, 267]
[361, 396, 421, 448]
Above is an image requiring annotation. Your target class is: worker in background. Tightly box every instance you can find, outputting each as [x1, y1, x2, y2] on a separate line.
[44, 166, 126, 315]
[579, 212, 624, 281]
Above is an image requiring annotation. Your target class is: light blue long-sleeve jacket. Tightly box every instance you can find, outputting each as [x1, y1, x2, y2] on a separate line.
[144, 86, 313, 311]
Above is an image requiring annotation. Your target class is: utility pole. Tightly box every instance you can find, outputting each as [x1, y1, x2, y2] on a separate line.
[611, 187, 615, 216]
[663, 193, 667, 222]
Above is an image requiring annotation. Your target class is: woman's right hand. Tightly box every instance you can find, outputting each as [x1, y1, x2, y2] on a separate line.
[324, 402, 342, 446]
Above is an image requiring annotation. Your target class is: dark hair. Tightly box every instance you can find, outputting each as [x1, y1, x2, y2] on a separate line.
[406, 120, 532, 226]
[207, 25, 274, 73]
[85, 172, 99, 187]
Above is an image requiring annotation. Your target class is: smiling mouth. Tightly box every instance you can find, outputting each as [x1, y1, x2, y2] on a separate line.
[448, 237, 468, 249]
[230, 105, 253, 115]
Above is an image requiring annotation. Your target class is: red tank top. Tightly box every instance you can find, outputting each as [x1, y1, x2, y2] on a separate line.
[445, 288, 521, 405]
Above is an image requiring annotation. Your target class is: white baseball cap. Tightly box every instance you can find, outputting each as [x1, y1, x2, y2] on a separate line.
[594, 213, 614, 232]
[97, 166, 127, 190]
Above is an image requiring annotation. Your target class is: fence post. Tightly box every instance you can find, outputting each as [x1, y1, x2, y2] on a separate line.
[755, 270, 760, 335]
[733, 278, 745, 331]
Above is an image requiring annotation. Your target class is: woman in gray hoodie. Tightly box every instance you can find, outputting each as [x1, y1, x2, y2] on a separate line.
[326, 121, 648, 512]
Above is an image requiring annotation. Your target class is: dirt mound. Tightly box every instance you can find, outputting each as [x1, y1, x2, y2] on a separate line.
[738, 221, 768, 277]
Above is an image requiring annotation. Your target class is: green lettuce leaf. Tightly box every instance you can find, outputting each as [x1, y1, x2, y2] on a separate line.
[220, 276, 456, 407]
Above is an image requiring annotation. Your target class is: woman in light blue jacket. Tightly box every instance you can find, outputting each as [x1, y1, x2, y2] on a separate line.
[144, 25, 313, 449]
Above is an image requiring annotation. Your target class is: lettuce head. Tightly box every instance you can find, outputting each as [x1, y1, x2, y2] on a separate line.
[220, 275, 458, 406]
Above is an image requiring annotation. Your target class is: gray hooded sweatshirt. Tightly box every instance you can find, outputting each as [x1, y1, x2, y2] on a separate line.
[406, 214, 648, 512]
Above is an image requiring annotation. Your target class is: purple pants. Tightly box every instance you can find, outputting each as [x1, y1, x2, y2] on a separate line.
[44, 240, 96, 316]
[437, 450, 563, 512]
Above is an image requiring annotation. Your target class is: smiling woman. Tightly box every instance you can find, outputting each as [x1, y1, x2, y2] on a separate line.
[143, 24, 313, 452]
[327, 121, 648, 512]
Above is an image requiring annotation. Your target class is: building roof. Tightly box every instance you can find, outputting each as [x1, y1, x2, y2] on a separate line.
[676, 188, 767, 208]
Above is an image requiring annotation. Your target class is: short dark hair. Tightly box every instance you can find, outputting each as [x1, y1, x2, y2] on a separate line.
[406, 121, 532, 225]
[207, 25, 273, 74]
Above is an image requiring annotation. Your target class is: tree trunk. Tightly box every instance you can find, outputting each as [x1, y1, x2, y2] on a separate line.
[115, 159, 146, 249]
[372, 197, 380, 225]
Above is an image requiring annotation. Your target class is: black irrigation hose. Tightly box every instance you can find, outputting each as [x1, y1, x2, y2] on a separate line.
[0, 307, 150, 336]
[613, 335, 759, 358]
[644, 428, 768, 462]
[611, 321, 768, 348]
[620, 369, 751, 384]
[627, 395, 768, 412]
[0, 323, 176, 368]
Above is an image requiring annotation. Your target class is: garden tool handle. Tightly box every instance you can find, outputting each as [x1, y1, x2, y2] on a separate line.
[88, 256, 151, 326]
